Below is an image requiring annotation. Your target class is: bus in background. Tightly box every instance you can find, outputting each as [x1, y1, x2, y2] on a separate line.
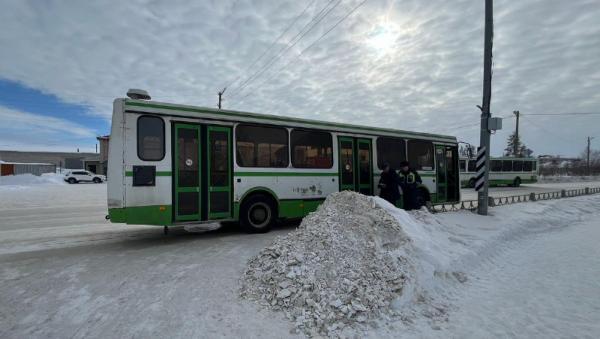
[106, 89, 461, 233]
[460, 157, 539, 188]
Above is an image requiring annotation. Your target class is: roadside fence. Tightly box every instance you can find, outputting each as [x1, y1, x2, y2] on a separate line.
[429, 187, 600, 213]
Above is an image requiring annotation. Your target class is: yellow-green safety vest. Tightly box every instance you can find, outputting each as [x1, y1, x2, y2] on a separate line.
[399, 172, 417, 184]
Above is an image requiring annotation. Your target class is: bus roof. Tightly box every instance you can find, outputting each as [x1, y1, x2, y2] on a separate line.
[122, 99, 457, 143]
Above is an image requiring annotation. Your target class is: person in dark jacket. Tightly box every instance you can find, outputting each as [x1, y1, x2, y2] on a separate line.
[378, 162, 401, 206]
[398, 160, 423, 210]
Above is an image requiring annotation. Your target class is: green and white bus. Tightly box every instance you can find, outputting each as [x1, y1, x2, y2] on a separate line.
[459, 157, 539, 188]
[107, 90, 460, 232]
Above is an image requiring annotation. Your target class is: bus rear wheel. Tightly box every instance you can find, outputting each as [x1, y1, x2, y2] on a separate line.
[240, 194, 276, 233]
[513, 177, 521, 187]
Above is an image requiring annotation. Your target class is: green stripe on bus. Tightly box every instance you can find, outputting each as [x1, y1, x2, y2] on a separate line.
[125, 171, 172, 177]
[108, 205, 172, 225]
[234, 172, 338, 177]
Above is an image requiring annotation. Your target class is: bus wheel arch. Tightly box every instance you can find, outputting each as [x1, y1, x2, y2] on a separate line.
[239, 190, 279, 233]
[513, 177, 521, 187]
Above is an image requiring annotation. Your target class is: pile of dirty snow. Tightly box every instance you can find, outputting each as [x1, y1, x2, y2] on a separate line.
[240, 191, 417, 336]
[0, 173, 66, 186]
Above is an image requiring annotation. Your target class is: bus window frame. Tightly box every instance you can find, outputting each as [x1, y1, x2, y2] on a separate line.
[512, 160, 523, 172]
[235, 123, 289, 168]
[407, 139, 434, 171]
[491, 160, 502, 172]
[290, 128, 334, 169]
[137, 115, 165, 162]
[502, 160, 513, 172]
[376, 136, 407, 170]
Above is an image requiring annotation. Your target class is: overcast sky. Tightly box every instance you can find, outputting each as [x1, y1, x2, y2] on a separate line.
[1, 0, 599, 156]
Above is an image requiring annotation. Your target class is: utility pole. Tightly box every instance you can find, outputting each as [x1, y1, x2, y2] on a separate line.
[587, 136, 594, 176]
[513, 110, 520, 156]
[476, 0, 494, 216]
[218, 87, 226, 109]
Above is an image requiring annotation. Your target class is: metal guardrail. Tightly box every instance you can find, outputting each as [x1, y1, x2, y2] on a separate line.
[428, 187, 600, 213]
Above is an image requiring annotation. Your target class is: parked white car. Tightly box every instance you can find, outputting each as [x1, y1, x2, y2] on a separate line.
[64, 170, 106, 184]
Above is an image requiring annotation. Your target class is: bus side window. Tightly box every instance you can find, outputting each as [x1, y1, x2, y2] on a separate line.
[137, 116, 165, 161]
[459, 160, 466, 172]
[291, 129, 333, 168]
[523, 161, 532, 172]
[236, 124, 289, 168]
[491, 160, 502, 172]
[502, 160, 512, 172]
[377, 137, 406, 170]
[407, 140, 434, 171]
[467, 160, 476, 172]
[532, 161, 537, 171]
[513, 160, 523, 171]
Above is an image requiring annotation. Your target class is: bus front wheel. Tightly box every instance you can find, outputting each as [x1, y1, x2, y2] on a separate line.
[240, 194, 276, 233]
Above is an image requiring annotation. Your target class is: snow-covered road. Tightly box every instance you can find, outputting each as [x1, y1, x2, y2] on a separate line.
[440, 216, 600, 338]
[1, 181, 599, 338]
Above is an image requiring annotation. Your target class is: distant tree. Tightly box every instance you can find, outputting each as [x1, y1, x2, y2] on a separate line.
[572, 148, 600, 176]
[504, 132, 533, 157]
[579, 148, 600, 166]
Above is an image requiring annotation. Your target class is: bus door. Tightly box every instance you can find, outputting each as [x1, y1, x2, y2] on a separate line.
[206, 126, 232, 219]
[435, 145, 448, 203]
[445, 146, 459, 201]
[435, 145, 459, 203]
[338, 137, 373, 195]
[174, 123, 232, 222]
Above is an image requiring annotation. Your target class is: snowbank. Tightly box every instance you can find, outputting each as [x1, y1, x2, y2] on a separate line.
[0, 173, 66, 186]
[240, 191, 438, 336]
[240, 191, 466, 337]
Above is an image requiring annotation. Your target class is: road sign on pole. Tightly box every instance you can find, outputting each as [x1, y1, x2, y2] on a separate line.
[475, 146, 487, 191]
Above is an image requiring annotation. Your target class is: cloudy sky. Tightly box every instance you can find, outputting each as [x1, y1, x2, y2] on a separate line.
[0, 0, 599, 156]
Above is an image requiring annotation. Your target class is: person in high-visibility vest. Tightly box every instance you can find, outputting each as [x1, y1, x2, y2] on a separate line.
[398, 160, 423, 210]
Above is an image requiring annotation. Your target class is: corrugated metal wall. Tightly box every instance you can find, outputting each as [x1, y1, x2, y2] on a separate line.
[15, 164, 56, 176]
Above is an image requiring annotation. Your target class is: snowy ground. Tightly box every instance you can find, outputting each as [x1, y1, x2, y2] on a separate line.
[1, 181, 600, 338]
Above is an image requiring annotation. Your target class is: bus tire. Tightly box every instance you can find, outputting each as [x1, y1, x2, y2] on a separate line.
[513, 177, 521, 187]
[240, 194, 276, 233]
[468, 178, 476, 188]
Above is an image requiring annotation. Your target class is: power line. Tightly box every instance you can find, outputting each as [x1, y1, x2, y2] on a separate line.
[221, 0, 318, 91]
[235, 0, 370, 103]
[228, 0, 342, 99]
[519, 115, 580, 144]
[229, 0, 340, 98]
